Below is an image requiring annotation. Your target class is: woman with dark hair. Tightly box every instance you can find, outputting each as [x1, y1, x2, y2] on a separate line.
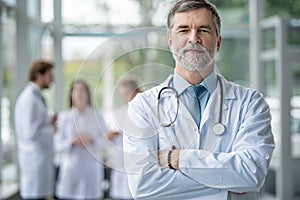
[54, 79, 108, 200]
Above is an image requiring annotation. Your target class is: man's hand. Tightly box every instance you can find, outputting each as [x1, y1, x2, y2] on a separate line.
[51, 113, 58, 132]
[106, 130, 120, 141]
[158, 149, 180, 170]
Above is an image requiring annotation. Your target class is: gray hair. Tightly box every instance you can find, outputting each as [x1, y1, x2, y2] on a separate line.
[167, 0, 221, 36]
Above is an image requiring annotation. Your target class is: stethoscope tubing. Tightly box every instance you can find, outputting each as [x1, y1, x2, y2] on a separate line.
[217, 75, 223, 124]
[157, 74, 225, 135]
[157, 86, 179, 127]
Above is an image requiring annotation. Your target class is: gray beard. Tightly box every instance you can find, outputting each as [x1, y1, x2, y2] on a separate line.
[173, 45, 214, 72]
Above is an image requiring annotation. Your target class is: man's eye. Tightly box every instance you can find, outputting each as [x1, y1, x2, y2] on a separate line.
[199, 29, 210, 33]
[178, 29, 188, 33]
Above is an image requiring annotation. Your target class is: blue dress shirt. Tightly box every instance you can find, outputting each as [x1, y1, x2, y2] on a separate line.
[173, 70, 217, 126]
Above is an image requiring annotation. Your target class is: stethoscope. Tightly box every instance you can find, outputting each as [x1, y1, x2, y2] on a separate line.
[157, 74, 226, 136]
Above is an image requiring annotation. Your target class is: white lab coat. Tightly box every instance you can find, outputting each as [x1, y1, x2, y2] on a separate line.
[107, 106, 133, 199]
[54, 106, 107, 199]
[109, 134, 133, 199]
[14, 83, 55, 198]
[123, 74, 275, 200]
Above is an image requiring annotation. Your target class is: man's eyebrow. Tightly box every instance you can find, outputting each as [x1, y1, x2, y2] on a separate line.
[176, 25, 189, 30]
[198, 25, 213, 30]
[175, 24, 213, 30]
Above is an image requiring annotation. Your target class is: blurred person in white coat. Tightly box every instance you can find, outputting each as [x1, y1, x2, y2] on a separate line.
[14, 60, 57, 200]
[108, 76, 142, 200]
[54, 80, 108, 200]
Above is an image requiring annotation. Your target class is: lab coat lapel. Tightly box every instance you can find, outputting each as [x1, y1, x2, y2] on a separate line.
[175, 99, 200, 149]
[155, 75, 199, 149]
[29, 83, 47, 108]
[200, 79, 221, 130]
[158, 98, 199, 149]
[200, 77, 235, 150]
[201, 76, 235, 128]
[200, 88, 220, 150]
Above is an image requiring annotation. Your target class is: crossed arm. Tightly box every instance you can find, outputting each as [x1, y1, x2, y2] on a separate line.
[123, 91, 275, 199]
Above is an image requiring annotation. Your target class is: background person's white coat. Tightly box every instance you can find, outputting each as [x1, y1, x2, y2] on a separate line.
[14, 83, 55, 198]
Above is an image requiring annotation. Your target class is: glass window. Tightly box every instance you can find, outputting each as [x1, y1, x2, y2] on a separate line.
[41, 0, 53, 23]
[262, 28, 276, 51]
[61, 36, 108, 108]
[27, 0, 41, 20]
[288, 19, 300, 47]
[1, 2, 18, 197]
[62, 0, 139, 26]
[292, 61, 300, 96]
[264, 60, 277, 97]
[217, 37, 250, 84]
[1, 6, 16, 168]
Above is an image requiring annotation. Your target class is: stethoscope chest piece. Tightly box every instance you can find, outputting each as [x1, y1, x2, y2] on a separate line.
[213, 123, 225, 136]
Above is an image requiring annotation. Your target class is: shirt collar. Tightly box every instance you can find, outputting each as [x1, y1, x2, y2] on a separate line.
[202, 70, 217, 94]
[29, 82, 41, 92]
[173, 71, 190, 95]
[173, 69, 217, 95]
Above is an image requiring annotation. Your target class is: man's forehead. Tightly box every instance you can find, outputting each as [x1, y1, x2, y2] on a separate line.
[172, 9, 214, 28]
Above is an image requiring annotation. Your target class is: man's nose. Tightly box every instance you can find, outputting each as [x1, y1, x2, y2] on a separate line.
[188, 30, 201, 44]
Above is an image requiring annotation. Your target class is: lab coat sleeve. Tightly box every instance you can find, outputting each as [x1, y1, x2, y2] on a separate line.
[54, 112, 74, 153]
[20, 93, 54, 141]
[123, 97, 223, 199]
[179, 91, 275, 193]
[84, 110, 110, 158]
[93, 111, 110, 149]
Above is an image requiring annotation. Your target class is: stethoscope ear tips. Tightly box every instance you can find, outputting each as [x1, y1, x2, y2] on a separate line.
[213, 123, 225, 136]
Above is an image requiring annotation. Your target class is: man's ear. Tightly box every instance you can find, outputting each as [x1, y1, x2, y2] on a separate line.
[167, 32, 172, 48]
[34, 72, 41, 82]
[216, 35, 222, 52]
